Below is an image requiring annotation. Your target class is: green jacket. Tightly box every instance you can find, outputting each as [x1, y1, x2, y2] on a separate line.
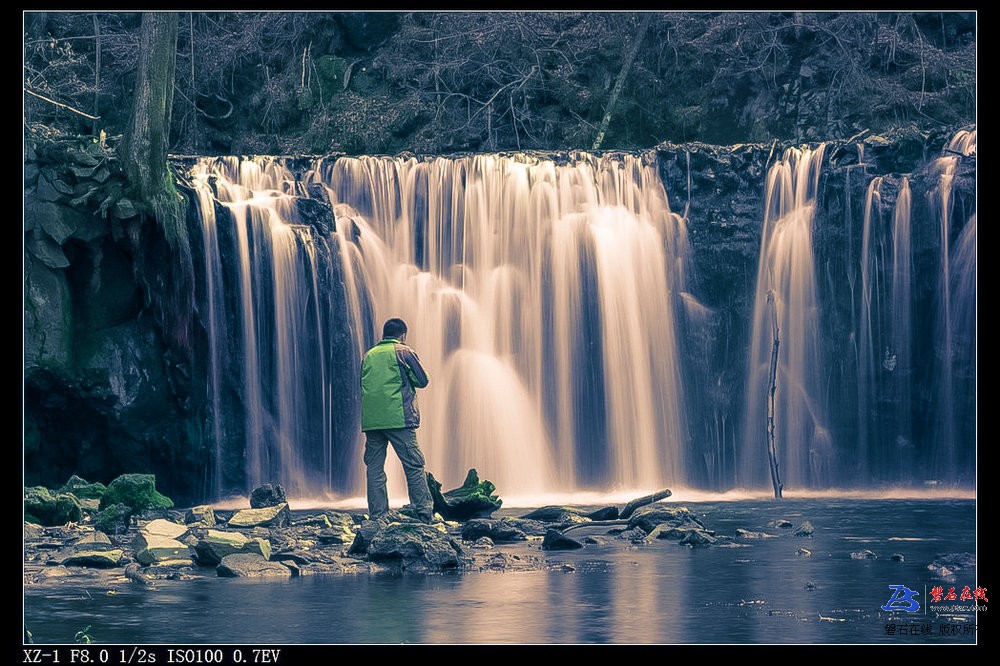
[360, 337, 430, 431]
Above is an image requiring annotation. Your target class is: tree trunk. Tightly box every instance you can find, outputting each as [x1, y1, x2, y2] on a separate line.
[121, 12, 178, 199]
[119, 12, 194, 351]
[591, 13, 652, 151]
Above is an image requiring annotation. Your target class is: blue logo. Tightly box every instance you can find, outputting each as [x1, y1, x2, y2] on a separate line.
[882, 585, 921, 612]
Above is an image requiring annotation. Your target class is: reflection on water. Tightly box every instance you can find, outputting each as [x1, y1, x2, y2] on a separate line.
[24, 498, 978, 645]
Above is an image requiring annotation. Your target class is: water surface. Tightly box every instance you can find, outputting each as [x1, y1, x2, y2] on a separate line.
[23, 497, 979, 646]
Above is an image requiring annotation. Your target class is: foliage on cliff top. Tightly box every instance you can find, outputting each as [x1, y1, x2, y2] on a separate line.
[24, 11, 975, 156]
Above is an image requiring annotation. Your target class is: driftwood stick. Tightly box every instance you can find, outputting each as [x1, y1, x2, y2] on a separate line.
[620, 488, 673, 520]
[766, 291, 783, 499]
[561, 520, 630, 535]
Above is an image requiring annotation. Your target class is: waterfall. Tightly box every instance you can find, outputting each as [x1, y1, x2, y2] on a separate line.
[181, 130, 974, 502]
[857, 175, 884, 481]
[890, 178, 913, 479]
[741, 145, 832, 489]
[315, 152, 692, 499]
[190, 157, 341, 499]
[856, 174, 915, 483]
[926, 129, 977, 483]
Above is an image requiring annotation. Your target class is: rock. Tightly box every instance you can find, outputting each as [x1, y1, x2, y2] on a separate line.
[460, 518, 529, 543]
[586, 507, 619, 521]
[617, 527, 650, 544]
[72, 531, 113, 550]
[347, 515, 394, 556]
[291, 513, 332, 529]
[519, 506, 588, 522]
[227, 503, 290, 529]
[794, 521, 815, 537]
[124, 563, 157, 587]
[469, 537, 494, 549]
[25, 228, 69, 268]
[194, 530, 249, 565]
[541, 528, 584, 551]
[99, 474, 174, 513]
[366, 522, 463, 571]
[250, 483, 287, 508]
[650, 525, 712, 541]
[928, 553, 975, 580]
[766, 519, 794, 529]
[678, 530, 718, 546]
[112, 198, 138, 220]
[58, 475, 107, 500]
[57, 549, 124, 568]
[133, 532, 192, 566]
[24, 486, 82, 526]
[94, 503, 133, 535]
[427, 468, 503, 521]
[891, 553, 905, 562]
[184, 505, 217, 527]
[736, 528, 777, 539]
[24, 522, 46, 540]
[628, 506, 705, 534]
[140, 518, 190, 541]
[316, 525, 355, 545]
[217, 553, 292, 578]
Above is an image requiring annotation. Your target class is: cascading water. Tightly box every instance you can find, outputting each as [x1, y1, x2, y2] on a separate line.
[855, 174, 914, 481]
[741, 145, 832, 489]
[926, 129, 977, 483]
[190, 157, 343, 499]
[182, 129, 974, 502]
[312, 152, 692, 500]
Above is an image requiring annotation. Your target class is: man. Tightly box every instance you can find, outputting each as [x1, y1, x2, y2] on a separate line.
[360, 317, 436, 522]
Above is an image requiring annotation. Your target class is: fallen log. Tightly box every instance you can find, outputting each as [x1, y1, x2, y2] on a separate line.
[619, 488, 672, 520]
[559, 488, 672, 534]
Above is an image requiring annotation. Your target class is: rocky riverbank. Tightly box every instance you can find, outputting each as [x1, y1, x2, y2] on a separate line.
[24, 470, 778, 594]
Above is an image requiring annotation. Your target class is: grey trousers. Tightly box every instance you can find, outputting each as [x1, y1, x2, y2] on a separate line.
[363, 428, 434, 521]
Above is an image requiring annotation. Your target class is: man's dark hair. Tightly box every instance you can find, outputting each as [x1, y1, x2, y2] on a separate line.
[382, 317, 408, 339]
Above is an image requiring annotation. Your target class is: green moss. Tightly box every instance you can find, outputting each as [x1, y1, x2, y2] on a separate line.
[24, 486, 83, 526]
[99, 473, 174, 512]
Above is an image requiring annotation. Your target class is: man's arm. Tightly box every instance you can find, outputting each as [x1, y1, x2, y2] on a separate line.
[400, 346, 429, 389]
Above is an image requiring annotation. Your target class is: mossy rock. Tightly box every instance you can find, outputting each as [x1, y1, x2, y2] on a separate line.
[98, 473, 173, 512]
[24, 486, 83, 526]
[58, 475, 107, 500]
[94, 503, 133, 535]
[427, 468, 502, 521]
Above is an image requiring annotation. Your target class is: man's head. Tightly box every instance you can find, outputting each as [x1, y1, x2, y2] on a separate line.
[382, 317, 408, 340]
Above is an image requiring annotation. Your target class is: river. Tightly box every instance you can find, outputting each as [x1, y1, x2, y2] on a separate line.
[22, 493, 980, 648]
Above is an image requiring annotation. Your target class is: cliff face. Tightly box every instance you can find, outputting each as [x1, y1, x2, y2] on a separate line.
[24, 127, 976, 504]
[24, 134, 209, 504]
